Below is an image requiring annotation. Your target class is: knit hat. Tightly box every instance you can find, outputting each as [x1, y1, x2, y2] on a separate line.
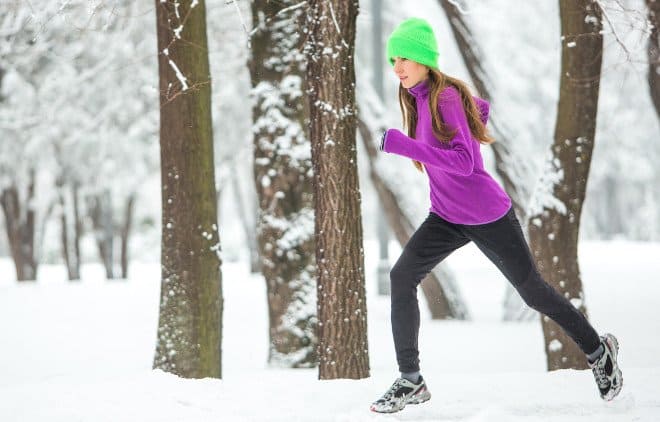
[386, 18, 439, 69]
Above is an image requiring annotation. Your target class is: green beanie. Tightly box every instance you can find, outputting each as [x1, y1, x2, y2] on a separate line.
[386, 18, 439, 69]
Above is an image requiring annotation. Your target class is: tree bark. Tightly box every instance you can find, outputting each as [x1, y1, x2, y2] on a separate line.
[306, 0, 370, 379]
[249, 0, 318, 368]
[647, 0, 660, 119]
[153, 0, 222, 379]
[0, 176, 37, 281]
[528, 0, 603, 371]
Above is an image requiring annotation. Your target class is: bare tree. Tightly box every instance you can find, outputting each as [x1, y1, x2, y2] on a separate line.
[86, 190, 138, 280]
[57, 179, 82, 281]
[0, 7, 45, 282]
[306, 0, 370, 379]
[647, 0, 660, 119]
[153, 0, 222, 379]
[0, 177, 37, 281]
[88, 191, 115, 279]
[248, 0, 318, 368]
[528, 0, 604, 371]
[119, 193, 135, 279]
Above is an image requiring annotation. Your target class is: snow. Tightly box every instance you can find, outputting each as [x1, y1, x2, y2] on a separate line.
[262, 208, 314, 252]
[1, 240, 659, 421]
[167, 58, 189, 91]
[549, 339, 563, 352]
[1, 0, 659, 419]
[527, 150, 568, 218]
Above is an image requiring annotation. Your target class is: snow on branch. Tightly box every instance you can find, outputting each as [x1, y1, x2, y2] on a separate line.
[527, 149, 567, 224]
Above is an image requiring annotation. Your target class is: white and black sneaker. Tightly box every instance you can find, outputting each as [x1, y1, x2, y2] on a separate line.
[589, 333, 623, 401]
[370, 376, 431, 413]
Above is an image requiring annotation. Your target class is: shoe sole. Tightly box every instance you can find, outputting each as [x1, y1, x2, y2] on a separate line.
[602, 333, 623, 401]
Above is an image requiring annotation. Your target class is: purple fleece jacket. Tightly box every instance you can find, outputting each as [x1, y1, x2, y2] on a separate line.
[382, 79, 511, 225]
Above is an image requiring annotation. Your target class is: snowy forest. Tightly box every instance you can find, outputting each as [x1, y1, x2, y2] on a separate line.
[1, 0, 659, 421]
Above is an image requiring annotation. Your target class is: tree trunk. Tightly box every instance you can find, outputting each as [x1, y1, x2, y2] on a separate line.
[73, 183, 82, 278]
[36, 199, 56, 267]
[356, 116, 469, 320]
[306, 0, 369, 380]
[528, 0, 603, 371]
[58, 181, 81, 281]
[248, 0, 318, 368]
[88, 192, 115, 279]
[0, 177, 37, 281]
[120, 193, 135, 279]
[153, 0, 222, 379]
[647, 0, 660, 119]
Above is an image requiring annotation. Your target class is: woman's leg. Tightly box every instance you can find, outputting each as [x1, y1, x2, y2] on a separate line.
[461, 207, 601, 355]
[390, 213, 470, 373]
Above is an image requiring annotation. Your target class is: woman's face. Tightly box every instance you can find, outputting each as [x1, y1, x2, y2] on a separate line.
[392, 57, 429, 89]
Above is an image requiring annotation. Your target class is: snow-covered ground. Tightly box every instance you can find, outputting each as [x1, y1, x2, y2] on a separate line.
[1, 240, 659, 421]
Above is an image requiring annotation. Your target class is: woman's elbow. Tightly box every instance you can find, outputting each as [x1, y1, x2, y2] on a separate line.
[449, 143, 474, 176]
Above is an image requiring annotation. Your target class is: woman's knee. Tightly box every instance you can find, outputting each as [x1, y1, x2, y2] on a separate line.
[389, 262, 407, 289]
[389, 260, 418, 297]
[390, 259, 406, 280]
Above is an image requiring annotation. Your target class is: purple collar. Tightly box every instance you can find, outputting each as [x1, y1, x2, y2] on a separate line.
[408, 78, 430, 99]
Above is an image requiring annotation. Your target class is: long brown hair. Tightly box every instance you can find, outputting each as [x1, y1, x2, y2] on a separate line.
[398, 68, 495, 172]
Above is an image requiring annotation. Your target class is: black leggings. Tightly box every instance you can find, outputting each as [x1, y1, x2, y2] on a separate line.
[390, 207, 601, 373]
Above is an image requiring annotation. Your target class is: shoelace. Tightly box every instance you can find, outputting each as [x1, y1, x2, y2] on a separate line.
[380, 379, 407, 401]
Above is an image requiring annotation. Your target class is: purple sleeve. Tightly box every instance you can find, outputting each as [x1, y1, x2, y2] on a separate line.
[383, 87, 475, 176]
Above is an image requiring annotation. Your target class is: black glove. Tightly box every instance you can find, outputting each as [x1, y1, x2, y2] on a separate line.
[379, 129, 387, 151]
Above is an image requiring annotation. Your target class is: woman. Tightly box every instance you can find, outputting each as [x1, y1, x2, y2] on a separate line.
[370, 17, 622, 414]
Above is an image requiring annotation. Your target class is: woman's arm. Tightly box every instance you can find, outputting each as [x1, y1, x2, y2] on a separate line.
[382, 86, 475, 176]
